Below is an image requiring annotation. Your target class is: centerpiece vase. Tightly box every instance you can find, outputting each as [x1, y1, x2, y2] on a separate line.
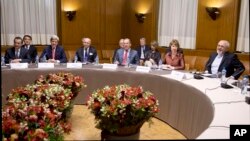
[101, 121, 145, 140]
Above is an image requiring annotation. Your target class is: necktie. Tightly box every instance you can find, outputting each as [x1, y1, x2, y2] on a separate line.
[52, 48, 55, 59]
[15, 50, 19, 59]
[141, 46, 145, 59]
[84, 48, 88, 62]
[122, 50, 128, 65]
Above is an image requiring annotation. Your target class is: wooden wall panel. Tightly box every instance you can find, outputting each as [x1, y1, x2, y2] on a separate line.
[123, 0, 158, 49]
[61, 0, 124, 51]
[196, 0, 240, 51]
[61, 0, 101, 50]
[105, 0, 124, 50]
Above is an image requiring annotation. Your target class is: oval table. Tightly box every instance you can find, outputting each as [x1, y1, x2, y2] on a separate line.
[1, 64, 249, 139]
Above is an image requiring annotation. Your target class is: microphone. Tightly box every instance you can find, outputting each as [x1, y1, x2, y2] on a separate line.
[221, 77, 233, 89]
[194, 73, 204, 79]
[193, 72, 204, 80]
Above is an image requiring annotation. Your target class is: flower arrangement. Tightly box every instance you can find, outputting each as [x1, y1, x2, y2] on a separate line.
[35, 72, 86, 99]
[2, 72, 85, 141]
[87, 84, 159, 135]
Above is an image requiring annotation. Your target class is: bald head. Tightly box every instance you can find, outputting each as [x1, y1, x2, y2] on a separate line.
[82, 37, 91, 48]
[119, 39, 124, 48]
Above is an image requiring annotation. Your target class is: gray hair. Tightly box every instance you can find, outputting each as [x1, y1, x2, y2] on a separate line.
[50, 35, 59, 41]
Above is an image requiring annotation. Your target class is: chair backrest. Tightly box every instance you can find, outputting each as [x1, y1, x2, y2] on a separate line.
[184, 55, 197, 70]
[66, 50, 76, 62]
[241, 60, 250, 76]
[102, 50, 114, 59]
[97, 50, 102, 60]
[194, 56, 209, 72]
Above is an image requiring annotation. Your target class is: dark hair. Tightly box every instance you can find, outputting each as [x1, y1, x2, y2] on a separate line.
[150, 40, 158, 47]
[23, 35, 32, 40]
[14, 36, 23, 42]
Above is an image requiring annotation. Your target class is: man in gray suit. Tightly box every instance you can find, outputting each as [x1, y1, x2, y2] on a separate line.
[113, 38, 139, 65]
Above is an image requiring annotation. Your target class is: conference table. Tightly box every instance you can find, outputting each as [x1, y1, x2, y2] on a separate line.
[1, 64, 249, 139]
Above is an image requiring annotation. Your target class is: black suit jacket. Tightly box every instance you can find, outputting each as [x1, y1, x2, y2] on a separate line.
[75, 46, 97, 63]
[205, 52, 245, 79]
[40, 45, 67, 63]
[144, 50, 162, 65]
[4, 47, 31, 64]
[22, 45, 37, 63]
[136, 45, 151, 59]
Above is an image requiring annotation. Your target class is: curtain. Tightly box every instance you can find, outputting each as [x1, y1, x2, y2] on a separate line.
[157, 0, 198, 49]
[236, 0, 249, 52]
[1, 0, 57, 45]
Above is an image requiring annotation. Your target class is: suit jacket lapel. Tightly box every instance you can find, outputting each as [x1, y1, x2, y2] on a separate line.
[48, 46, 52, 58]
[119, 49, 124, 63]
[209, 53, 217, 66]
[218, 52, 229, 70]
[80, 47, 84, 61]
[20, 48, 25, 58]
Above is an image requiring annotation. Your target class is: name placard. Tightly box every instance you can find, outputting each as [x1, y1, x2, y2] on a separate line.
[170, 71, 185, 81]
[66, 63, 82, 68]
[136, 66, 151, 73]
[102, 63, 118, 70]
[10, 63, 28, 69]
[38, 63, 54, 69]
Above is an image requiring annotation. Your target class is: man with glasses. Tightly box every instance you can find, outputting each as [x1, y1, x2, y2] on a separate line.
[205, 40, 245, 79]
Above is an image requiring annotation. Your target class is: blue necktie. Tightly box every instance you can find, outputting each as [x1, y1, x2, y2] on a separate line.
[84, 48, 88, 62]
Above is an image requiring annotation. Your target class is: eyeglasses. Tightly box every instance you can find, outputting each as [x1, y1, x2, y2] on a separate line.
[217, 44, 225, 47]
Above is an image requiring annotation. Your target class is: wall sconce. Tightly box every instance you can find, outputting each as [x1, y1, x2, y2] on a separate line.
[135, 13, 146, 23]
[65, 11, 76, 21]
[206, 7, 220, 20]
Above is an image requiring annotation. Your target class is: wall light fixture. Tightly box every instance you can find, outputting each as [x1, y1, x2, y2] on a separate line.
[135, 13, 146, 23]
[65, 11, 76, 21]
[206, 7, 220, 20]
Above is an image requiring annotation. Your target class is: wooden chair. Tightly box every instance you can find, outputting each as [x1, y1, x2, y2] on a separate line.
[102, 50, 114, 63]
[241, 60, 250, 77]
[184, 55, 197, 71]
[194, 56, 209, 72]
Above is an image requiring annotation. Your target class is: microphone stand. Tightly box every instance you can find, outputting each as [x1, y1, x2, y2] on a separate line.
[221, 77, 233, 89]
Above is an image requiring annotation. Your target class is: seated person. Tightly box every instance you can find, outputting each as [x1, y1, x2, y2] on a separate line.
[75, 37, 98, 63]
[163, 39, 185, 70]
[40, 35, 67, 63]
[205, 40, 245, 80]
[22, 35, 38, 63]
[144, 41, 161, 67]
[114, 38, 139, 65]
[4, 36, 31, 64]
[136, 37, 151, 65]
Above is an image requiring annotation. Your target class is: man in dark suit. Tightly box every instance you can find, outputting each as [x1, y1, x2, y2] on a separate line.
[205, 40, 245, 79]
[40, 35, 67, 63]
[22, 35, 38, 63]
[135, 37, 151, 65]
[114, 38, 139, 65]
[4, 36, 31, 64]
[75, 37, 98, 63]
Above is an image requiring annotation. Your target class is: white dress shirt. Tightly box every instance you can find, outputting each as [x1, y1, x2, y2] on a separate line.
[211, 54, 224, 74]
